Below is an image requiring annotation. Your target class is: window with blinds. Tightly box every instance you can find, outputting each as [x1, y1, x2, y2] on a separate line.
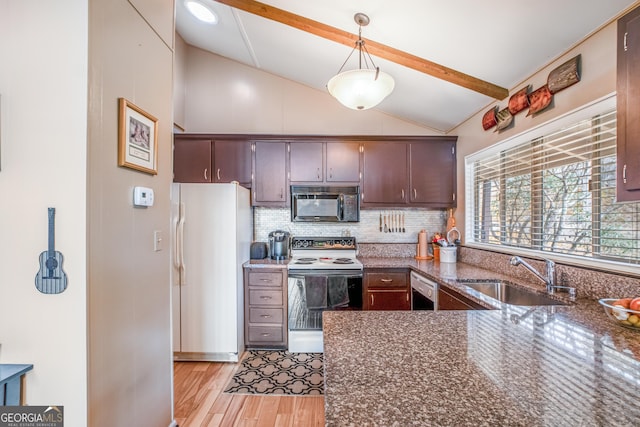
[467, 106, 640, 266]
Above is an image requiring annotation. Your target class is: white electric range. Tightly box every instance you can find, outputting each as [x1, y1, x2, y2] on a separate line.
[287, 237, 363, 353]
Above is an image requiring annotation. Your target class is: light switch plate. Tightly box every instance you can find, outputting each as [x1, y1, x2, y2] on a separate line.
[154, 230, 163, 252]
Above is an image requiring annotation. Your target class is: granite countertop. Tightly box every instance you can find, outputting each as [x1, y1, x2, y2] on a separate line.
[324, 257, 640, 426]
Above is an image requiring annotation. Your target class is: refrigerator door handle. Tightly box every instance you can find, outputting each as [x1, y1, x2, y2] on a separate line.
[173, 205, 182, 271]
[177, 202, 186, 286]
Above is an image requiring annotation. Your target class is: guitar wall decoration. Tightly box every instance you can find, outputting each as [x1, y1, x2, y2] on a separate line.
[35, 207, 68, 294]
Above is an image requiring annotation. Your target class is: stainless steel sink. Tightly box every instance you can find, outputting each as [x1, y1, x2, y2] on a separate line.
[456, 279, 566, 306]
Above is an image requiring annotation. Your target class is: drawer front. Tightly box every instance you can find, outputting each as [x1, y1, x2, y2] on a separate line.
[248, 271, 283, 287]
[366, 272, 407, 289]
[249, 289, 283, 306]
[248, 325, 284, 343]
[249, 307, 284, 324]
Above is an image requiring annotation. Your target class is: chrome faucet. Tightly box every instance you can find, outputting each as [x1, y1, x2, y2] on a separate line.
[510, 256, 576, 300]
[509, 256, 556, 294]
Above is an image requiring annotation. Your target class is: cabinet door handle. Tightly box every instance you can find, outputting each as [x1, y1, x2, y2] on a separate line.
[217, 168, 221, 181]
[280, 188, 284, 199]
[401, 189, 405, 200]
[406, 293, 409, 302]
[413, 189, 417, 200]
[623, 164, 627, 184]
[317, 168, 321, 180]
[329, 168, 333, 179]
[204, 168, 208, 181]
[624, 32, 628, 51]
[380, 278, 393, 283]
[370, 294, 374, 306]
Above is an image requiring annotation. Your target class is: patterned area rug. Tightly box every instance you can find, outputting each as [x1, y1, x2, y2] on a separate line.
[223, 351, 324, 395]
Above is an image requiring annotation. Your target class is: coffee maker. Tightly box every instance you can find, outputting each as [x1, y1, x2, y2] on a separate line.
[268, 230, 290, 260]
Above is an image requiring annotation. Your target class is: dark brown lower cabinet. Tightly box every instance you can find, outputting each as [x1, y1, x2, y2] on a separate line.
[364, 269, 410, 310]
[438, 285, 486, 310]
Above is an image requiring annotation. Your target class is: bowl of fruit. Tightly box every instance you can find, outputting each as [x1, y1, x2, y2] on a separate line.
[599, 298, 640, 330]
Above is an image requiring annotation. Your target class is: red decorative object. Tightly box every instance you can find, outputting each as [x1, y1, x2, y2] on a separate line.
[508, 85, 530, 115]
[527, 85, 553, 116]
[482, 106, 498, 130]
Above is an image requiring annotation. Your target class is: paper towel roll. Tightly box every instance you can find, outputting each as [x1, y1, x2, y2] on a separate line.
[418, 229, 428, 258]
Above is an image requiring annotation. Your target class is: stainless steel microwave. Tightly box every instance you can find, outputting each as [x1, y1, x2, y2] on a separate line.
[291, 186, 360, 222]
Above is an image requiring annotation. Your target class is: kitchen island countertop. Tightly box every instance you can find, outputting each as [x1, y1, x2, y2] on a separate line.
[324, 258, 640, 426]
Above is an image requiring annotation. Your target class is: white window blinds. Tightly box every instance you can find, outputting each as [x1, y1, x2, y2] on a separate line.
[467, 106, 640, 266]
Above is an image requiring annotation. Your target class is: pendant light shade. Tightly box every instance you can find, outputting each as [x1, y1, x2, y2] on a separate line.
[327, 69, 395, 110]
[327, 13, 395, 110]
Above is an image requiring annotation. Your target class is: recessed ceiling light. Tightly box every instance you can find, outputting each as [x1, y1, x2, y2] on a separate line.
[185, 1, 218, 24]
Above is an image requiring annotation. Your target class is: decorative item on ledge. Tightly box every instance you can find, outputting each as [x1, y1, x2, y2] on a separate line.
[481, 54, 581, 130]
[547, 54, 581, 93]
[482, 106, 498, 131]
[495, 108, 514, 131]
[526, 85, 553, 116]
[507, 85, 530, 115]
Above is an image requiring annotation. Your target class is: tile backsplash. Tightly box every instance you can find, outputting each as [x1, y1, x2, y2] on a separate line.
[253, 207, 448, 244]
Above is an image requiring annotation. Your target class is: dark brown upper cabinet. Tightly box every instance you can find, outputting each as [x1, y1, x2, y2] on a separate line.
[409, 140, 456, 207]
[173, 137, 212, 183]
[362, 141, 409, 205]
[326, 141, 361, 183]
[617, 5, 640, 202]
[213, 140, 252, 186]
[362, 138, 457, 208]
[252, 141, 289, 207]
[289, 142, 324, 182]
[289, 141, 361, 184]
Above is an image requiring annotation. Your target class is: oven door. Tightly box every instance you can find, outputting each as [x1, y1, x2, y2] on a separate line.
[287, 269, 363, 317]
[410, 272, 437, 310]
[287, 269, 363, 353]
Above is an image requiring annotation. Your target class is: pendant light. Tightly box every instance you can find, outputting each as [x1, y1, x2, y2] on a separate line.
[327, 13, 395, 110]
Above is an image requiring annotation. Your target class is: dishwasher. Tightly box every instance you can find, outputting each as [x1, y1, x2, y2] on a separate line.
[410, 272, 438, 310]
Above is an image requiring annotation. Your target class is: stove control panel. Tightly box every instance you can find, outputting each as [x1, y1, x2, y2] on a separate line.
[291, 237, 356, 250]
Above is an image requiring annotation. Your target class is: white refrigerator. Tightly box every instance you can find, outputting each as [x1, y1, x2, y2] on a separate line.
[171, 182, 252, 362]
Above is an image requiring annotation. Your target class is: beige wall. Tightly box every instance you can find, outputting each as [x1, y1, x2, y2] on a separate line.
[174, 33, 188, 130]
[0, 0, 89, 424]
[451, 21, 619, 241]
[181, 45, 440, 135]
[88, 0, 174, 426]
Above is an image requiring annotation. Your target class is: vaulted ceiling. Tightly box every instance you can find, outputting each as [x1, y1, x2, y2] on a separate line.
[176, 0, 637, 132]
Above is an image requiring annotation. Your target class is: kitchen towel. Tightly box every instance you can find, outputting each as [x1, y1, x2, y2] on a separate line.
[327, 277, 350, 308]
[304, 276, 328, 310]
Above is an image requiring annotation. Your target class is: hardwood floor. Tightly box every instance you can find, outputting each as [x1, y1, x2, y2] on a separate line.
[173, 358, 325, 426]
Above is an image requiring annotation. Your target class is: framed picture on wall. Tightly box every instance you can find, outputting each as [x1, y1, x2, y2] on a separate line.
[118, 98, 158, 175]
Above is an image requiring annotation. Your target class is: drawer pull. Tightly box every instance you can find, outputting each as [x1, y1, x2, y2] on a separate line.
[259, 278, 273, 282]
[261, 333, 270, 337]
[380, 278, 393, 283]
[260, 314, 273, 318]
[260, 295, 273, 300]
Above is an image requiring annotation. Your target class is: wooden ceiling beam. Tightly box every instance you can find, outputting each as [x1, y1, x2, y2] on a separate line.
[213, 0, 509, 100]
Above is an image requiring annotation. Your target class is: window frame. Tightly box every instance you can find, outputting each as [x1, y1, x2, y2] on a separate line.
[464, 94, 640, 276]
